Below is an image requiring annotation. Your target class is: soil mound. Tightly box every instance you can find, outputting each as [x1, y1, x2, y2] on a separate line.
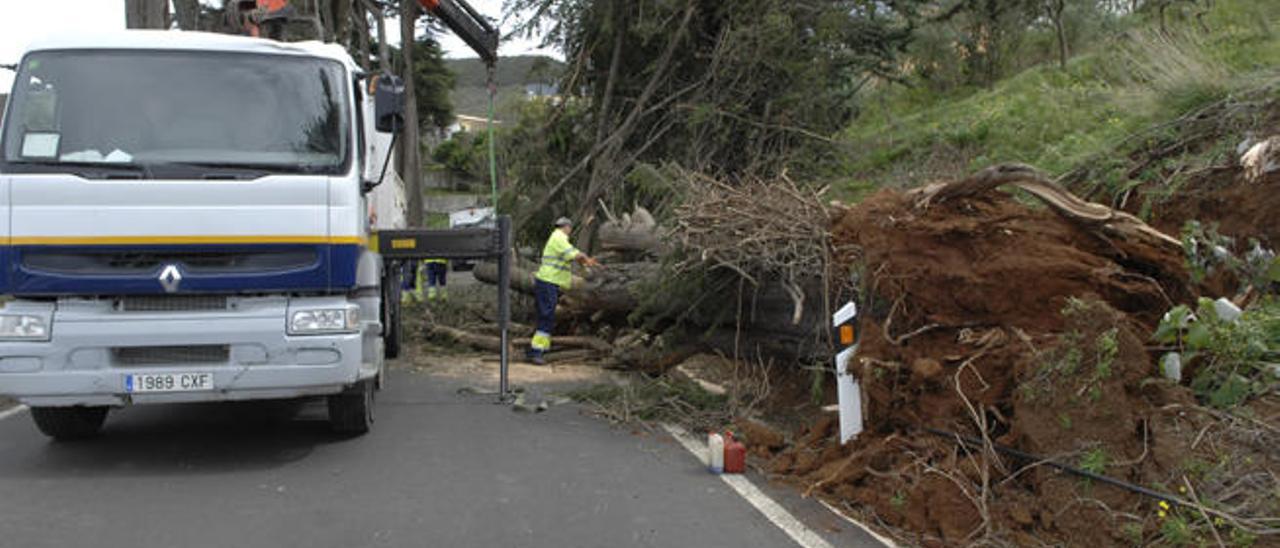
[1148, 169, 1280, 247]
[826, 187, 1192, 432]
[769, 186, 1231, 546]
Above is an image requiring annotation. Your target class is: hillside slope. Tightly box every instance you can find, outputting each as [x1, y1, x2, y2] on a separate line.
[837, 0, 1280, 204]
[447, 55, 563, 118]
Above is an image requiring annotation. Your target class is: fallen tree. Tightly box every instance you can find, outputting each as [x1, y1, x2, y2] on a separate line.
[596, 204, 665, 256]
[427, 324, 612, 353]
[472, 260, 651, 316]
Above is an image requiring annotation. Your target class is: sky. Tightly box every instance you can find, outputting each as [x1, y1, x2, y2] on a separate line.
[0, 0, 559, 92]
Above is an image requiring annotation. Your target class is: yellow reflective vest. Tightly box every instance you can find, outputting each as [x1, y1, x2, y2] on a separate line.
[535, 229, 580, 289]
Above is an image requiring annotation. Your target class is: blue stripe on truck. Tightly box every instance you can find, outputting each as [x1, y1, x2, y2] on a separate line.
[0, 243, 361, 296]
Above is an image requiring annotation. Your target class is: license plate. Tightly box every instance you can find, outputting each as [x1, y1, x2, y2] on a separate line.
[125, 373, 214, 393]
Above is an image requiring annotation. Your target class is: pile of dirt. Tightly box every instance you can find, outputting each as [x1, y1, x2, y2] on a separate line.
[1146, 168, 1280, 247]
[827, 188, 1193, 433]
[764, 186, 1253, 545]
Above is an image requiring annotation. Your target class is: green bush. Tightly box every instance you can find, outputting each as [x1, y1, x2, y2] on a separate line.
[1153, 298, 1280, 408]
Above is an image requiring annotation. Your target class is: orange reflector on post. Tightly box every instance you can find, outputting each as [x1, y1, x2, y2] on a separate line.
[418, 0, 441, 10]
[839, 325, 855, 346]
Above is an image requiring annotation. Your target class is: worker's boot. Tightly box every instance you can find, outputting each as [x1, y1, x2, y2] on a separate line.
[439, 287, 448, 301]
[427, 287, 438, 301]
[525, 349, 546, 366]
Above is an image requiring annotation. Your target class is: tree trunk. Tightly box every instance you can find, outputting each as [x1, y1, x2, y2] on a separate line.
[125, 0, 169, 29]
[370, 0, 391, 72]
[428, 325, 612, 353]
[171, 0, 200, 31]
[596, 205, 663, 256]
[334, 0, 353, 49]
[472, 261, 646, 315]
[1051, 0, 1069, 69]
[355, 2, 373, 70]
[317, 1, 332, 41]
[400, 0, 424, 227]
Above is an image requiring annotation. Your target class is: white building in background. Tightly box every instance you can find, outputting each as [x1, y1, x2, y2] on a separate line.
[525, 82, 559, 98]
[445, 114, 501, 138]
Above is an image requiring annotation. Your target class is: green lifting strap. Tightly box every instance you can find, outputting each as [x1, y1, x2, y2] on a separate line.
[486, 62, 498, 214]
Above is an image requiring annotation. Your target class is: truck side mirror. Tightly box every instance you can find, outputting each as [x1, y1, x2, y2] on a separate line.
[373, 74, 405, 134]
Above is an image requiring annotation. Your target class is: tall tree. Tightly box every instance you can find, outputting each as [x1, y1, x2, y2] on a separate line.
[933, 0, 1040, 86]
[399, 0, 424, 227]
[125, 0, 169, 29]
[331, 0, 353, 49]
[1047, 0, 1070, 68]
[368, 0, 392, 72]
[391, 38, 456, 129]
[355, 2, 374, 70]
[507, 0, 924, 232]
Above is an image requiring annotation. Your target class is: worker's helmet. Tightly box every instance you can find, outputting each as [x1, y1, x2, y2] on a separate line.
[554, 217, 573, 228]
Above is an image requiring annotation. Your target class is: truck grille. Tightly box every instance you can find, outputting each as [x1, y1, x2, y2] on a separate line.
[120, 296, 229, 312]
[113, 345, 230, 366]
[21, 249, 318, 276]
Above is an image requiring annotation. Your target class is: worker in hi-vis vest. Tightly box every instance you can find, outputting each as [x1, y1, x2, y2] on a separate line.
[422, 258, 448, 300]
[527, 217, 600, 365]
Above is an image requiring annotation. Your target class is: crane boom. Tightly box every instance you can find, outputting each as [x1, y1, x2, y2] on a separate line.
[232, 1, 498, 64]
[419, 0, 499, 65]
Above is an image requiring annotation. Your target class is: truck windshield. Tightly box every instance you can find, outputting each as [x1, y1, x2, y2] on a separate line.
[0, 50, 349, 176]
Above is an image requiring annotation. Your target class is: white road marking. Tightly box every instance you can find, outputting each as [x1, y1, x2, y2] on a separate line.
[661, 423, 836, 548]
[817, 500, 900, 548]
[0, 405, 30, 421]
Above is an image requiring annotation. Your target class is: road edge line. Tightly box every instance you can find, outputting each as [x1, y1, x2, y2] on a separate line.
[0, 405, 30, 422]
[816, 499, 901, 548]
[661, 423, 836, 548]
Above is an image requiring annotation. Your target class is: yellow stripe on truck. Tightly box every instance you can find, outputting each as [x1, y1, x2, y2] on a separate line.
[7, 235, 368, 246]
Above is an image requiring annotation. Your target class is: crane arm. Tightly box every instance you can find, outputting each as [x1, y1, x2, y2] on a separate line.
[418, 0, 499, 65]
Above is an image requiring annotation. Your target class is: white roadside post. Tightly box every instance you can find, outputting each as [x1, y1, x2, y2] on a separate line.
[832, 302, 863, 443]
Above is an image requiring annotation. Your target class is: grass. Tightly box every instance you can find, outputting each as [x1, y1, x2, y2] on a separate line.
[566, 378, 730, 425]
[424, 212, 450, 229]
[834, 0, 1280, 200]
[1079, 447, 1109, 475]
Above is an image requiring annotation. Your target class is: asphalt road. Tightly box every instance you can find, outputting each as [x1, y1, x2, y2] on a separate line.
[0, 368, 884, 548]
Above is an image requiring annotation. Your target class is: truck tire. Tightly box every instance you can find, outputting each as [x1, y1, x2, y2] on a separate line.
[384, 294, 401, 360]
[382, 267, 402, 360]
[328, 380, 374, 435]
[30, 406, 108, 441]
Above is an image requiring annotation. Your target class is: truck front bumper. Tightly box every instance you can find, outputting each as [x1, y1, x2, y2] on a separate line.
[0, 296, 378, 407]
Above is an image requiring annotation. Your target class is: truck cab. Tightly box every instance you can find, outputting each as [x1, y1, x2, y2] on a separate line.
[0, 31, 402, 438]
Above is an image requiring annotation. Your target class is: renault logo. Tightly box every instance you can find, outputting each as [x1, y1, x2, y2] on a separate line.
[158, 265, 183, 293]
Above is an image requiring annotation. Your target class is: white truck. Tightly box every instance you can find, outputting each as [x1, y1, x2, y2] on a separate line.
[0, 0, 506, 441]
[0, 31, 410, 438]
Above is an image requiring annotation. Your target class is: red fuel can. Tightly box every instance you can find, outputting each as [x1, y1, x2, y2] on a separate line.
[723, 432, 747, 474]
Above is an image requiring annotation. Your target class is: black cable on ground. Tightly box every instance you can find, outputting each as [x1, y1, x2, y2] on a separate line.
[922, 426, 1190, 508]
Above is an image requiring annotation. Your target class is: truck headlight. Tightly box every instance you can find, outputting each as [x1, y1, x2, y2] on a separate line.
[0, 314, 51, 341]
[289, 307, 360, 335]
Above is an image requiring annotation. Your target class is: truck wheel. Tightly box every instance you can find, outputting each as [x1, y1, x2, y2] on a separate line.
[31, 406, 108, 441]
[328, 380, 374, 435]
[384, 295, 402, 359]
[382, 268, 402, 360]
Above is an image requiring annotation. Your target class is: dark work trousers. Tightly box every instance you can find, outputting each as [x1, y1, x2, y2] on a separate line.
[425, 263, 448, 287]
[530, 279, 560, 357]
[400, 262, 418, 290]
